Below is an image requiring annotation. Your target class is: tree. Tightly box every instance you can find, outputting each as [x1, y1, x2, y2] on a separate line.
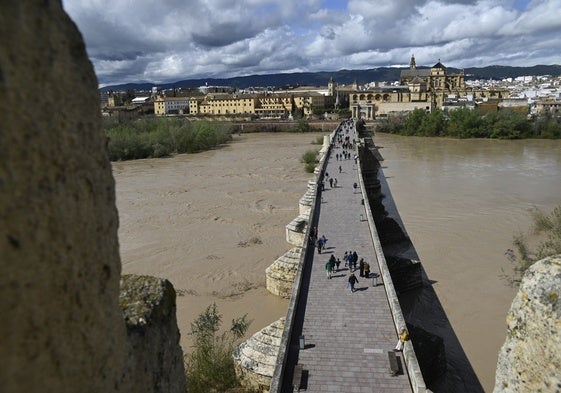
[185, 303, 251, 393]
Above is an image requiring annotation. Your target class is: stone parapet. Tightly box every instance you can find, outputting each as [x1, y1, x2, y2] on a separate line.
[265, 248, 302, 298]
[357, 150, 429, 393]
[233, 318, 286, 392]
[299, 188, 315, 216]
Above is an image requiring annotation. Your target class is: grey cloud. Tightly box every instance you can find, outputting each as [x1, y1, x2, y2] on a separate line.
[63, 0, 561, 86]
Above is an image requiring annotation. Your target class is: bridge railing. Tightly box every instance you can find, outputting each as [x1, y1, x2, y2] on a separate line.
[356, 138, 431, 393]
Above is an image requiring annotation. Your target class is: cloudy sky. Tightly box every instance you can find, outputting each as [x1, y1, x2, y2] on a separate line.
[63, 0, 561, 87]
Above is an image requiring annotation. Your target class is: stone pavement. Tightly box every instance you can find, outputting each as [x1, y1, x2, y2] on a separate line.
[289, 128, 412, 393]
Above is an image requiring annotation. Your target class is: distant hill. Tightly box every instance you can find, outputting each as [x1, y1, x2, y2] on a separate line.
[99, 64, 561, 92]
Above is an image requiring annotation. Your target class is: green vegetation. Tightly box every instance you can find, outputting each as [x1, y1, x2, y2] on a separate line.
[377, 108, 561, 139]
[509, 205, 561, 283]
[103, 117, 233, 160]
[184, 303, 252, 393]
[302, 149, 319, 173]
[312, 136, 324, 145]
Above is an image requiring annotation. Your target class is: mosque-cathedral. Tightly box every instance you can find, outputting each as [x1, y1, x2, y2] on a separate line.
[341, 55, 507, 119]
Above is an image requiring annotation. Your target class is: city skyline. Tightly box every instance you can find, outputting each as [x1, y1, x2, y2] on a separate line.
[63, 0, 561, 87]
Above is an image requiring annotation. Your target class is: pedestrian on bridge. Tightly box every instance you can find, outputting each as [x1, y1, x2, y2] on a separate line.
[364, 261, 371, 278]
[325, 259, 334, 279]
[359, 258, 365, 277]
[352, 251, 358, 270]
[394, 327, 409, 352]
[348, 272, 359, 292]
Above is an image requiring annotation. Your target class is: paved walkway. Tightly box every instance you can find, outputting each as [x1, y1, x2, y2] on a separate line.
[286, 127, 412, 393]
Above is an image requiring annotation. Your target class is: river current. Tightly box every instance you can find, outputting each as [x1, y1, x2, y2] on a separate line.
[375, 133, 561, 391]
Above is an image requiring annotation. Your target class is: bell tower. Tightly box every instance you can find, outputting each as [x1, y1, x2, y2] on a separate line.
[328, 76, 335, 96]
[409, 54, 417, 70]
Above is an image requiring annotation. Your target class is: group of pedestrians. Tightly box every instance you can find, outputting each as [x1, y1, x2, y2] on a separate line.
[320, 249, 373, 294]
[335, 151, 353, 161]
[324, 254, 342, 279]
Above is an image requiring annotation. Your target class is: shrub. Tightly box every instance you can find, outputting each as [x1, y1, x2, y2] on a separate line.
[105, 118, 233, 160]
[185, 304, 251, 393]
[302, 150, 318, 164]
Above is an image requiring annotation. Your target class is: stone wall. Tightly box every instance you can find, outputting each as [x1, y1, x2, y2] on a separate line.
[285, 215, 308, 247]
[265, 248, 302, 298]
[0, 2, 185, 392]
[120, 275, 186, 392]
[233, 318, 286, 392]
[494, 255, 561, 393]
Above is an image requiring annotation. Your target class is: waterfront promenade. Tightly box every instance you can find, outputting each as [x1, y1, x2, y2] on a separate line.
[280, 127, 414, 392]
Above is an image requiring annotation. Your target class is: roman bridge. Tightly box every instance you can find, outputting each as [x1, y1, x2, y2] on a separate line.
[268, 121, 431, 393]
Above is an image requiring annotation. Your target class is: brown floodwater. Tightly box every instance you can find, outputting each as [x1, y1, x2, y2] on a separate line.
[113, 132, 322, 356]
[375, 133, 561, 392]
[113, 131, 561, 392]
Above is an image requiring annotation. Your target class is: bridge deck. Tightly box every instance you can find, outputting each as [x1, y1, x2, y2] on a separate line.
[284, 129, 413, 392]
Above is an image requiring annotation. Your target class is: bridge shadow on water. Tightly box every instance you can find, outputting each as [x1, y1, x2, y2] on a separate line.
[362, 140, 485, 393]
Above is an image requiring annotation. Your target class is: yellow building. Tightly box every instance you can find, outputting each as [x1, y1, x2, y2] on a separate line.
[184, 91, 329, 119]
[195, 93, 256, 116]
[154, 96, 190, 115]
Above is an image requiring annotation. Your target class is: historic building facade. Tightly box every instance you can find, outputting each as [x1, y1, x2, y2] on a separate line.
[347, 56, 507, 119]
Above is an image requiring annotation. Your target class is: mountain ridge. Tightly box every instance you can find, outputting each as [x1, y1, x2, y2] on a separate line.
[99, 64, 561, 92]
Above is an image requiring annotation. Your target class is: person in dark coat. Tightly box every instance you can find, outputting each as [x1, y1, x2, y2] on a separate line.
[348, 273, 359, 292]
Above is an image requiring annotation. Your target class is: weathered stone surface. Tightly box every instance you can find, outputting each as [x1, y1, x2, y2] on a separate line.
[265, 248, 302, 298]
[299, 188, 315, 216]
[0, 3, 186, 392]
[286, 215, 309, 246]
[120, 275, 187, 393]
[233, 318, 285, 392]
[494, 255, 561, 393]
[0, 2, 128, 391]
